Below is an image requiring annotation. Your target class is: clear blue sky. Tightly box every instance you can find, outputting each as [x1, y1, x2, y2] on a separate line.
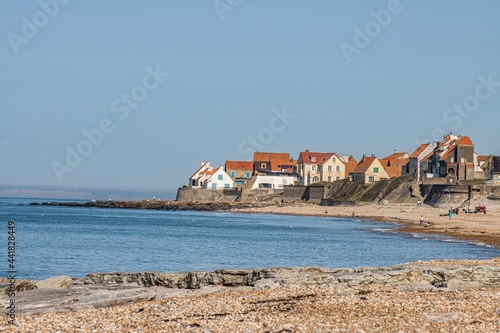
[1, 1, 499, 196]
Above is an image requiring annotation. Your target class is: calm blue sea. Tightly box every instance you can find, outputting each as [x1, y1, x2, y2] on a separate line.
[0, 198, 499, 280]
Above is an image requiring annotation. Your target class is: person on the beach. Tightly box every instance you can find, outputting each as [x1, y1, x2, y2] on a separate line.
[420, 215, 424, 225]
[448, 208, 453, 219]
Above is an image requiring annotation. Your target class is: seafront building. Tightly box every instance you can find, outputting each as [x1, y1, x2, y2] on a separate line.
[185, 133, 499, 191]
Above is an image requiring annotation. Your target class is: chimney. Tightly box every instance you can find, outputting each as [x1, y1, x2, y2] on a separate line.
[394, 149, 397, 154]
[371, 154, 375, 157]
[305, 149, 309, 152]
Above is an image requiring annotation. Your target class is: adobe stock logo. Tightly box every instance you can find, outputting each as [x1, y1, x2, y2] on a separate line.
[52, 65, 169, 182]
[213, 0, 243, 21]
[7, 0, 70, 54]
[237, 107, 295, 159]
[339, 0, 404, 64]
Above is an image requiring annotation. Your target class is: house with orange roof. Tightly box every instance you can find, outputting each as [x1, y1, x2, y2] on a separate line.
[380, 150, 410, 179]
[189, 161, 213, 187]
[253, 152, 296, 175]
[225, 160, 254, 186]
[297, 150, 354, 185]
[350, 155, 389, 184]
[420, 134, 475, 182]
[408, 143, 434, 180]
[343, 155, 358, 178]
[188, 162, 234, 189]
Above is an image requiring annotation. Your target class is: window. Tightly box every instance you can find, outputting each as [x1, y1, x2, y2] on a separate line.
[231, 171, 235, 178]
[246, 171, 251, 178]
[312, 165, 316, 171]
[327, 176, 332, 182]
[336, 166, 341, 172]
[218, 175, 223, 180]
[311, 157, 316, 162]
[261, 163, 267, 168]
[327, 166, 332, 172]
[336, 177, 340, 180]
[373, 167, 379, 173]
[369, 176, 375, 183]
[224, 183, 230, 188]
[313, 176, 320, 183]
[318, 165, 322, 172]
[332, 157, 336, 162]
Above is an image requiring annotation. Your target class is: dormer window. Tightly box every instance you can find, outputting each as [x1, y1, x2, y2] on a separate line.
[311, 157, 316, 162]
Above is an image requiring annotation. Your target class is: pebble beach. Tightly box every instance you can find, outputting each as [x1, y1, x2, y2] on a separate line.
[1, 202, 499, 332]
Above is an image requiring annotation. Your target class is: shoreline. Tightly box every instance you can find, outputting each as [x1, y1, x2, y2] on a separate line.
[32, 199, 500, 248]
[231, 202, 500, 248]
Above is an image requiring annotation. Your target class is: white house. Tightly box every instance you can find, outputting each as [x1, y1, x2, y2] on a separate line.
[204, 167, 234, 190]
[251, 175, 297, 190]
[189, 161, 213, 188]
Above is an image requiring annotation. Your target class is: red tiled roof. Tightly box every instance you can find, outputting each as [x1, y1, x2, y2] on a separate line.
[380, 158, 408, 178]
[253, 152, 292, 172]
[440, 146, 456, 161]
[299, 152, 334, 164]
[410, 144, 431, 158]
[457, 136, 474, 146]
[225, 160, 254, 171]
[353, 157, 377, 172]
[477, 155, 490, 163]
[343, 156, 357, 176]
[383, 152, 408, 160]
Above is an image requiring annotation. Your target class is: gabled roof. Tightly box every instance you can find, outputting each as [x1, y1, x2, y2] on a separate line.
[344, 155, 358, 176]
[421, 150, 434, 162]
[190, 162, 212, 180]
[410, 144, 432, 158]
[383, 152, 409, 160]
[225, 160, 254, 171]
[457, 136, 474, 146]
[477, 155, 490, 164]
[353, 157, 377, 172]
[253, 152, 292, 172]
[380, 158, 409, 178]
[299, 152, 335, 164]
[440, 146, 456, 161]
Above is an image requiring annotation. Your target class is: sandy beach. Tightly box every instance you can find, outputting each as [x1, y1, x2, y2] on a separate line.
[233, 202, 500, 248]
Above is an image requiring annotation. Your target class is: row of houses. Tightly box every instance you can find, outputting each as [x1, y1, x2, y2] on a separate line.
[187, 133, 500, 190]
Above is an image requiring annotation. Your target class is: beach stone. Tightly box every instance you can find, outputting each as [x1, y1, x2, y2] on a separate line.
[1, 280, 37, 294]
[425, 312, 470, 322]
[36, 275, 73, 289]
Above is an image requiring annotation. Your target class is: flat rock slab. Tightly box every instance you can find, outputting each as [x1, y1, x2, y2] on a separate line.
[1, 260, 499, 315]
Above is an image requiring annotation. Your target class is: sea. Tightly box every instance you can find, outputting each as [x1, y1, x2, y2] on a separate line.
[1, 198, 499, 280]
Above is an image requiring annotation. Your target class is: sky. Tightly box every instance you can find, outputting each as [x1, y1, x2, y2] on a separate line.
[1, 1, 499, 197]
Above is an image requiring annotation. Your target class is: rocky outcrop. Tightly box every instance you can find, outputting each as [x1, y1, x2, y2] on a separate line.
[2, 260, 498, 315]
[30, 200, 254, 211]
[36, 275, 73, 289]
[85, 262, 500, 291]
